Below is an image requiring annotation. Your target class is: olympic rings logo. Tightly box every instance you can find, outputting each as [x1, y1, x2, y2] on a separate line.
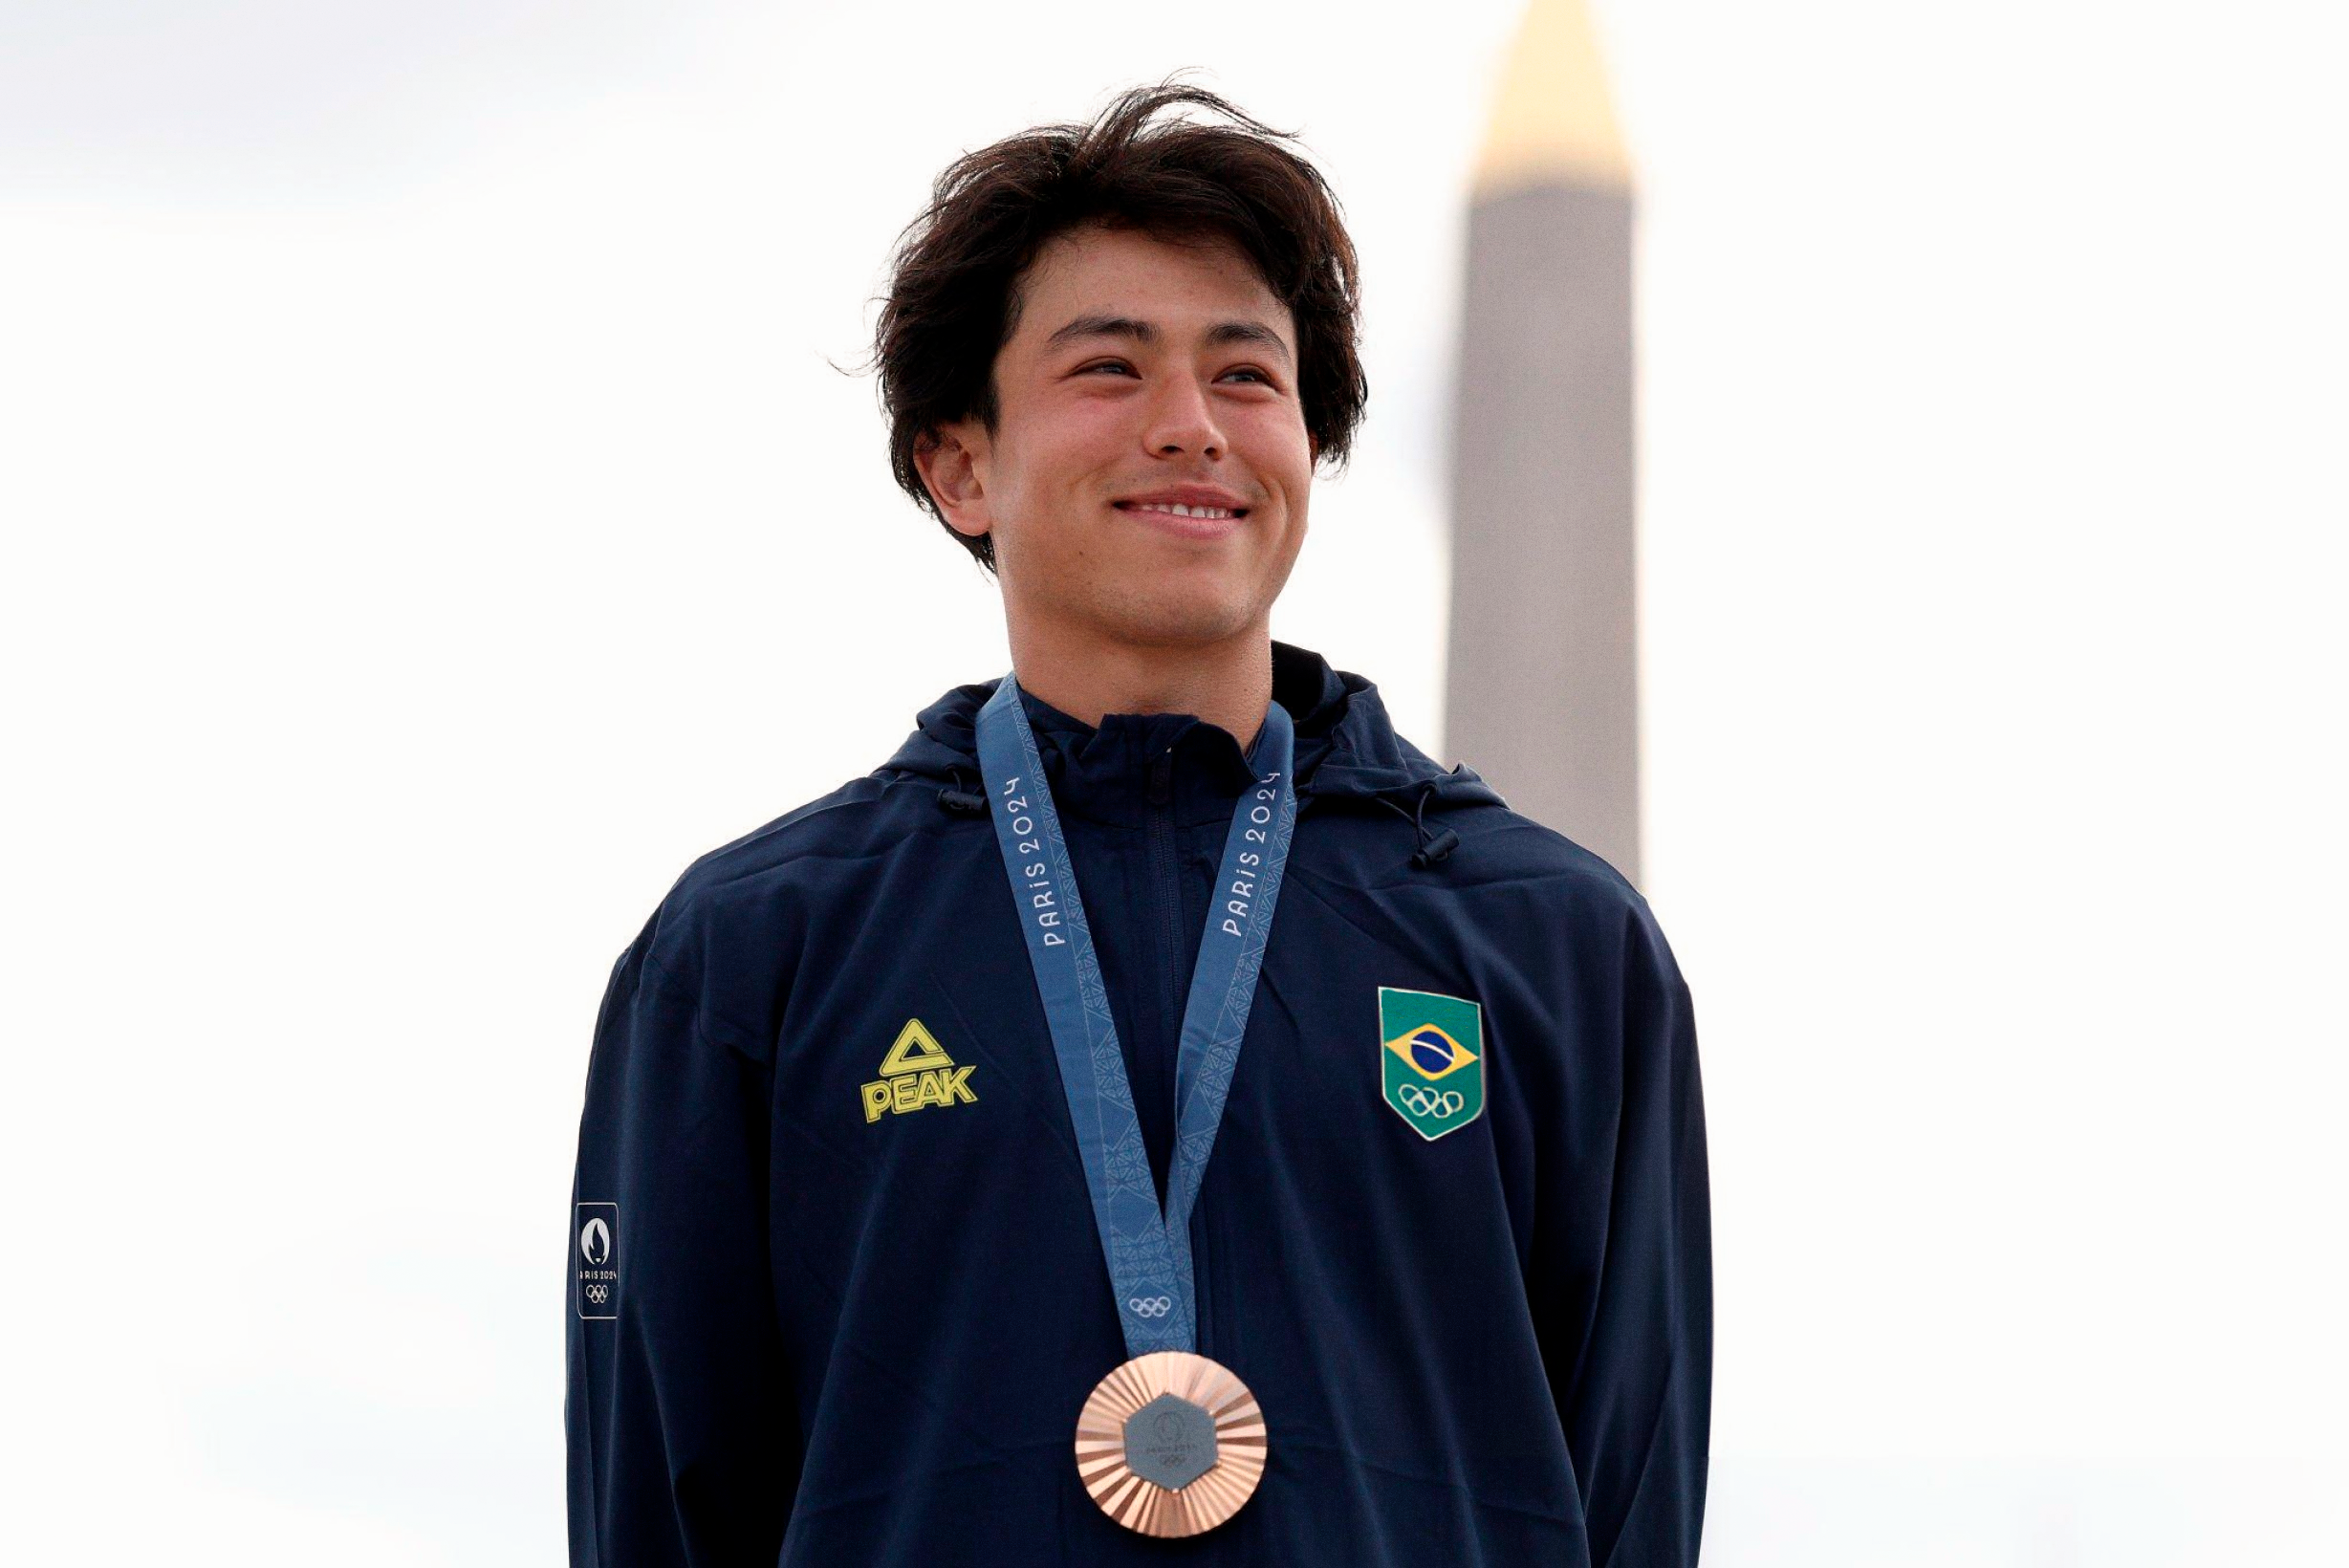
[1397, 1085, 1466, 1119]
[1127, 1295, 1173, 1318]
[584, 1283, 610, 1306]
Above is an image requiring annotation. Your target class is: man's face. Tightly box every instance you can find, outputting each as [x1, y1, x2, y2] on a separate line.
[921, 223, 1314, 651]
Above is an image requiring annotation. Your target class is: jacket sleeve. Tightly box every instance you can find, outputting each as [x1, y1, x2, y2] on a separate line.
[1545, 897, 1714, 1568]
[566, 931, 799, 1566]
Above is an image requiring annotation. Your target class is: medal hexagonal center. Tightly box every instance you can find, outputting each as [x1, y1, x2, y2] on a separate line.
[1122, 1393, 1218, 1491]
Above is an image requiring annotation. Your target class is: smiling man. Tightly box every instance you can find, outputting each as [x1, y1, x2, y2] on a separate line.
[567, 83, 1710, 1568]
[915, 225, 1312, 750]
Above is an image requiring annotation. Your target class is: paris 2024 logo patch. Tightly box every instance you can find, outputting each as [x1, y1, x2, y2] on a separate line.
[1379, 986, 1485, 1141]
[576, 1202, 619, 1319]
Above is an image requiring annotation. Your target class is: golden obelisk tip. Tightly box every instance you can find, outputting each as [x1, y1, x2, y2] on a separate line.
[1473, 0, 1632, 196]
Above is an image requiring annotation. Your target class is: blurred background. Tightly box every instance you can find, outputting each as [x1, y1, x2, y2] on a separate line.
[3, 2, 2344, 1562]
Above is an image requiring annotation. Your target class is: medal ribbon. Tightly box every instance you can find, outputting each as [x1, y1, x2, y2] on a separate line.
[975, 673, 1298, 1359]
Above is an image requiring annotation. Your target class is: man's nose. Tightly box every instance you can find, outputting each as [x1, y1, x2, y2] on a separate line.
[1142, 375, 1226, 460]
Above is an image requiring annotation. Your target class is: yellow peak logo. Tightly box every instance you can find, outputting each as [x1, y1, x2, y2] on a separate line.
[860, 1018, 978, 1123]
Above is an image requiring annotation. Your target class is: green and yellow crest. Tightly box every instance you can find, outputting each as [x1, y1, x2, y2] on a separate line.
[1379, 986, 1485, 1141]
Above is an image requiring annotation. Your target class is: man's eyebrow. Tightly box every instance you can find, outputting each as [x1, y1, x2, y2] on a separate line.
[1045, 313, 1158, 350]
[1204, 319, 1294, 367]
[1044, 313, 1294, 367]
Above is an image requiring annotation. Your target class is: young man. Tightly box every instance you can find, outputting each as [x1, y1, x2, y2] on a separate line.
[567, 84, 1710, 1567]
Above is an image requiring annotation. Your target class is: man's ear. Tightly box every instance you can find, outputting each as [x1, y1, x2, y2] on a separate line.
[915, 421, 993, 541]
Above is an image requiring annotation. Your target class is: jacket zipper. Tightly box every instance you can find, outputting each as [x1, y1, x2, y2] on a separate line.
[1145, 745, 1184, 1136]
[1143, 744, 1209, 1349]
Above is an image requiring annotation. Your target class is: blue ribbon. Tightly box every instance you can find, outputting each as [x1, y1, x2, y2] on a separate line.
[975, 673, 1298, 1358]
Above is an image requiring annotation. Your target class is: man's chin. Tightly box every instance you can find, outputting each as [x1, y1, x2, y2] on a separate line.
[1089, 591, 1263, 651]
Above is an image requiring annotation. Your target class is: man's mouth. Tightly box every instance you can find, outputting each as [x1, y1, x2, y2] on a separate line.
[1115, 500, 1247, 521]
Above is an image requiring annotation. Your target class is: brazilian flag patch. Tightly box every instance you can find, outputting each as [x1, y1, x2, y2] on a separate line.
[1379, 986, 1485, 1141]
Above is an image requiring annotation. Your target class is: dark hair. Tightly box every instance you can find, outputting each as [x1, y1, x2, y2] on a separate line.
[873, 79, 1368, 574]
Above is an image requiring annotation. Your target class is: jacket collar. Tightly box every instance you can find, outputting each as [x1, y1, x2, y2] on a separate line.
[878, 641, 1505, 856]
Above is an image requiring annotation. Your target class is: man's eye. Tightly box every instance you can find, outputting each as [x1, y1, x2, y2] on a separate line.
[1079, 359, 1137, 376]
[1221, 367, 1272, 385]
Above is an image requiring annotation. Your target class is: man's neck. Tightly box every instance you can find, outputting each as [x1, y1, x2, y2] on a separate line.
[1008, 621, 1275, 755]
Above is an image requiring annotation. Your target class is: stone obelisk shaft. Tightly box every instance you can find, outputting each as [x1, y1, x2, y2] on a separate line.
[1446, 0, 1642, 885]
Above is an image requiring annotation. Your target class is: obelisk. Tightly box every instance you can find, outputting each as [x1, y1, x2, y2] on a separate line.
[1445, 0, 1642, 884]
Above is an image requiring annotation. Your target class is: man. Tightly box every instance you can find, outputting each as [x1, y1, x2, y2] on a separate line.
[567, 82, 1709, 1567]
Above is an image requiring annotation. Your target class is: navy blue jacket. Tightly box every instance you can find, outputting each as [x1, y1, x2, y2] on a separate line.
[566, 641, 1710, 1566]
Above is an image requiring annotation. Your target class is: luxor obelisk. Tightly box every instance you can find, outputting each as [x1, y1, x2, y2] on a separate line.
[1445, 0, 1642, 884]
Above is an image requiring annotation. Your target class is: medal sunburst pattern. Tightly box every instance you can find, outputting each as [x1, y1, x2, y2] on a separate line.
[1074, 1350, 1267, 1537]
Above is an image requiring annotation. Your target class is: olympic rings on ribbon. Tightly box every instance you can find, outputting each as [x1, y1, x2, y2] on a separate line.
[584, 1283, 610, 1305]
[1126, 1295, 1174, 1318]
[1397, 1085, 1466, 1118]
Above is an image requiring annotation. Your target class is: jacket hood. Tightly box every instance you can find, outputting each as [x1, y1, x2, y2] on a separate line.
[876, 640, 1507, 869]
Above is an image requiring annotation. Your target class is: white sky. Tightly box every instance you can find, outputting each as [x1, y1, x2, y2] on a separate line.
[3, 3, 2344, 1562]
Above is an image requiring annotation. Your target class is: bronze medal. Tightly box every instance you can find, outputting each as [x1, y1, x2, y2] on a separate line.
[1074, 1350, 1267, 1536]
